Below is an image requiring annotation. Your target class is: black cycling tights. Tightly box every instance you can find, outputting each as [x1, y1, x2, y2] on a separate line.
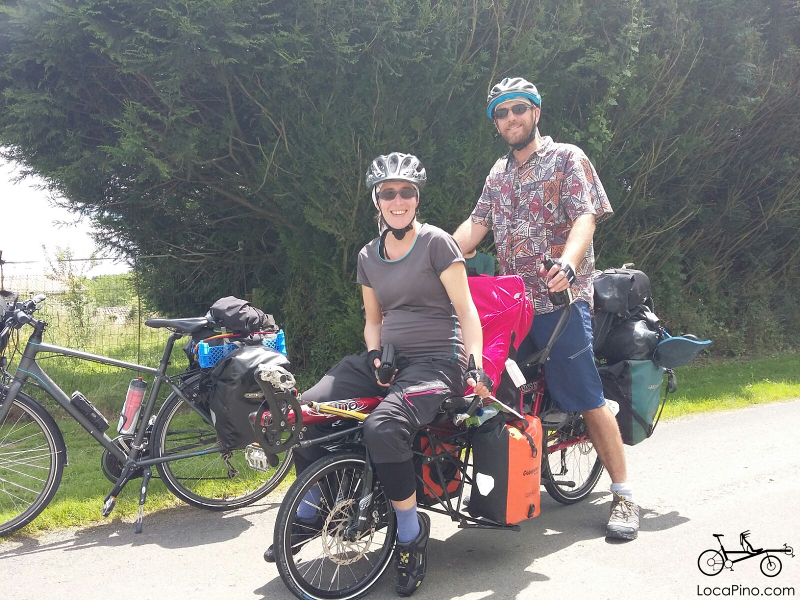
[294, 449, 416, 503]
[374, 459, 416, 502]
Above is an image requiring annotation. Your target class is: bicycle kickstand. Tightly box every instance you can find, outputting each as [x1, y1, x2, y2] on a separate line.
[134, 467, 153, 534]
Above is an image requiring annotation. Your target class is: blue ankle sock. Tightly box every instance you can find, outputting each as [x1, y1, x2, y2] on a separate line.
[296, 486, 322, 520]
[395, 505, 420, 544]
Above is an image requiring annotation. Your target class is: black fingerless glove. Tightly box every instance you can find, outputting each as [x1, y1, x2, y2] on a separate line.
[464, 354, 494, 393]
[553, 258, 577, 285]
[366, 349, 382, 380]
[367, 345, 396, 384]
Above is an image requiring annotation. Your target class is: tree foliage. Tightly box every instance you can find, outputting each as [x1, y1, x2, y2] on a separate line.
[2, 0, 799, 373]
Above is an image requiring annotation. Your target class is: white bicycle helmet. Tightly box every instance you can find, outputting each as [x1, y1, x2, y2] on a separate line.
[365, 152, 427, 190]
[366, 153, 425, 241]
[487, 77, 541, 119]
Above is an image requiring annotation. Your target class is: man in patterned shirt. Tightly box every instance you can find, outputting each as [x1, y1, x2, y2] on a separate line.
[454, 77, 639, 540]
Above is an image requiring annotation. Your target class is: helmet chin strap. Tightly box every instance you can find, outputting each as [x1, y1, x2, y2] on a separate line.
[380, 208, 416, 240]
[373, 186, 418, 240]
[497, 113, 540, 151]
[511, 126, 538, 151]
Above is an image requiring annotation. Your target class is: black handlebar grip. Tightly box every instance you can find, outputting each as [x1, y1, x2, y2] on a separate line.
[463, 353, 483, 417]
[543, 258, 571, 306]
[378, 343, 395, 384]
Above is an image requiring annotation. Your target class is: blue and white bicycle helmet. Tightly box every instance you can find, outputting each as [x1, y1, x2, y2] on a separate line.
[487, 77, 541, 119]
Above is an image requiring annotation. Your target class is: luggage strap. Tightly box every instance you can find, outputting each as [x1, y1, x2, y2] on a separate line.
[510, 420, 538, 458]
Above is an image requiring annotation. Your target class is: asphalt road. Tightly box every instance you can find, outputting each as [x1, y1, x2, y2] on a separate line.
[2, 400, 799, 600]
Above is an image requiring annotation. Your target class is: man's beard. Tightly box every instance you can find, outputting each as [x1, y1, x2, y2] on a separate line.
[502, 119, 538, 151]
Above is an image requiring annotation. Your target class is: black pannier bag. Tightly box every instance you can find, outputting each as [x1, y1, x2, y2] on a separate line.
[593, 266, 662, 362]
[205, 345, 290, 450]
[599, 359, 676, 446]
[593, 268, 653, 316]
[207, 296, 276, 333]
[600, 315, 661, 364]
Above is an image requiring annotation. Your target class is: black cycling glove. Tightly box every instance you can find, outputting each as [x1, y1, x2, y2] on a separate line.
[553, 258, 577, 285]
[464, 354, 494, 393]
[367, 345, 396, 384]
[366, 349, 382, 379]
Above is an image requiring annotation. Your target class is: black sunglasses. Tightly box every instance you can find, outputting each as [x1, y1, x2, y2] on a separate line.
[378, 187, 417, 201]
[493, 104, 533, 119]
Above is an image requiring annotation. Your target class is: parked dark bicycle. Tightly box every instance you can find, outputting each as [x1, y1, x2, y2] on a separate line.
[0, 292, 292, 536]
[253, 299, 603, 600]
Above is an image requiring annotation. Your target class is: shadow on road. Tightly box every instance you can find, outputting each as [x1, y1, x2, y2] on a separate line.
[0, 500, 283, 559]
[253, 491, 689, 600]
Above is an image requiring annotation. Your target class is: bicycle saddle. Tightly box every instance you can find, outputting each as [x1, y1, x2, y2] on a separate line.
[144, 317, 211, 333]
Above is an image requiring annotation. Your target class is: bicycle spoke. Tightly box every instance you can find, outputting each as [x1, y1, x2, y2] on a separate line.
[0, 424, 41, 450]
[0, 476, 42, 495]
[0, 411, 30, 447]
[0, 463, 48, 483]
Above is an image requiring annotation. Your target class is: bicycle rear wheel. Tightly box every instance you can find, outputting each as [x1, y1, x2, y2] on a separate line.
[697, 549, 724, 576]
[152, 375, 292, 510]
[542, 414, 604, 504]
[275, 451, 397, 600]
[0, 389, 66, 536]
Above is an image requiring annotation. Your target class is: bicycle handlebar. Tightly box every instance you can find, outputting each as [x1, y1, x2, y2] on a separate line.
[4, 294, 47, 329]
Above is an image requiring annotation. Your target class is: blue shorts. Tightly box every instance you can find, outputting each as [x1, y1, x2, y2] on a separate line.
[517, 301, 606, 413]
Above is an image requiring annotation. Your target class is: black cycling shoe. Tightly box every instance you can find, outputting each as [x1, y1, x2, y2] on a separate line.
[264, 515, 324, 563]
[395, 512, 431, 597]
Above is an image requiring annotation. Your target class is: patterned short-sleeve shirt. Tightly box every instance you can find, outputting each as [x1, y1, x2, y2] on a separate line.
[471, 136, 613, 314]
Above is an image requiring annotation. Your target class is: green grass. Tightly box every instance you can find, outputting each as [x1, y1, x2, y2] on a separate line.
[3, 350, 798, 537]
[1, 413, 296, 536]
[661, 352, 800, 418]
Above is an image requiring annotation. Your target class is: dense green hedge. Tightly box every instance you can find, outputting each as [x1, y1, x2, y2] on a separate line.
[2, 0, 798, 376]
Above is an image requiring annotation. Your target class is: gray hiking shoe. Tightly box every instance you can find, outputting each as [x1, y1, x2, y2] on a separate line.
[606, 492, 639, 540]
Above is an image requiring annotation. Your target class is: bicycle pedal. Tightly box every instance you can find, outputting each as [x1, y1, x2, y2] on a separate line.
[101, 495, 117, 517]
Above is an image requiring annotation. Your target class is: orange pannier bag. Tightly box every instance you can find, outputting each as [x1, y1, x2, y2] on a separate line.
[414, 433, 463, 505]
[467, 414, 542, 525]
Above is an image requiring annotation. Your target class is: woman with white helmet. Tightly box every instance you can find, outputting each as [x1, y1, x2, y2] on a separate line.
[265, 152, 492, 597]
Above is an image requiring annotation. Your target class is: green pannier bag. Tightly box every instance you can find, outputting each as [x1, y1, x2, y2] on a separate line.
[598, 359, 674, 446]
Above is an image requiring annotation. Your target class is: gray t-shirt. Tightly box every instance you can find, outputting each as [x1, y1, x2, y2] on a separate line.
[357, 224, 466, 363]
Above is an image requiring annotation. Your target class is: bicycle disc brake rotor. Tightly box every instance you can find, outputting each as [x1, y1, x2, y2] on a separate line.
[321, 499, 376, 565]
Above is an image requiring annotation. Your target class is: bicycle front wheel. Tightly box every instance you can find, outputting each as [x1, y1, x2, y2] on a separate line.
[542, 415, 604, 505]
[275, 452, 397, 600]
[760, 555, 782, 577]
[152, 376, 292, 510]
[0, 389, 66, 536]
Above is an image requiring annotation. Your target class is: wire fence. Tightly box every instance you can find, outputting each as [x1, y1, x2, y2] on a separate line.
[1, 259, 192, 414]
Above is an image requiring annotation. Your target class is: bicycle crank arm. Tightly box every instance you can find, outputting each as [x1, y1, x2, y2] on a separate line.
[101, 463, 137, 516]
[540, 477, 576, 488]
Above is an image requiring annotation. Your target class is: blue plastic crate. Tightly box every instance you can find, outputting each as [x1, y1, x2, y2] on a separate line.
[262, 329, 287, 356]
[197, 341, 237, 368]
